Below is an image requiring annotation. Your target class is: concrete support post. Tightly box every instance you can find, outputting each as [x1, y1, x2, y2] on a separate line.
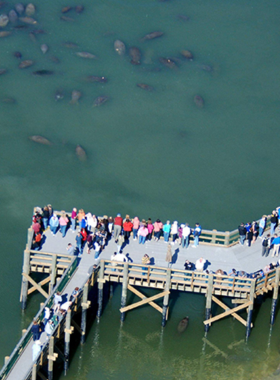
[271, 269, 280, 325]
[161, 269, 171, 327]
[97, 261, 105, 318]
[48, 336, 54, 380]
[64, 310, 72, 374]
[246, 280, 256, 340]
[21, 249, 30, 310]
[205, 274, 214, 333]
[81, 282, 89, 344]
[120, 263, 129, 322]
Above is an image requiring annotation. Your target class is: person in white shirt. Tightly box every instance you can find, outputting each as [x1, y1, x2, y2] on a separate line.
[195, 257, 206, 272]
[182, 223, 191, 249]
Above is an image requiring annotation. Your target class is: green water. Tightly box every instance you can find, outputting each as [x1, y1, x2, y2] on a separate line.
[0, 0, 280, 378]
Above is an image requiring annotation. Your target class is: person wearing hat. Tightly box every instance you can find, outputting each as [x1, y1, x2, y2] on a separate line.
[114, 213, 123, 242]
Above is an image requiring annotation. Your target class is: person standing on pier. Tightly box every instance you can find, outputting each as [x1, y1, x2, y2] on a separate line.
[42, 206, 49, 231]
[171, 221, 178, 245]
[261, 234, 271, 257]
[259, 216, 267, 238]
[138, 224, 149, 244]
[59, 211, 69, 238]
[147, 219, 154, 241]
[76, 232, 83, 255]
[270, 210, 278, 235]
[71, 208, 77, 232]
[192, 223, 201, 247]
[153, 219, 163, 241]
[182, 223, 191, 249]
[31, 320, 41, 341]
[49, 214, 59, 235]
[114, 213, 123, 242]
[123, 217, 133, 241]
[116, 232, 125, 253]
[238, 223, 247, 245]
[163, 220, 171, 243]
[132, 216, 140, 240]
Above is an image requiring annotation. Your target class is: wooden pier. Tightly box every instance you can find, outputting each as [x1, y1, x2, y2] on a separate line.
[0, 210, 279, 380]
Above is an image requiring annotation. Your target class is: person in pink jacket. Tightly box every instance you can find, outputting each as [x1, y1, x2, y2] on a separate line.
[132, 216, 140, 240]
[153, 219, 163, 241]
[138, 225, 148, 244]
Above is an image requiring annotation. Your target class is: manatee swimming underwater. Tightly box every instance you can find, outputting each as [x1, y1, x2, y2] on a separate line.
[177, 317, 189, 333]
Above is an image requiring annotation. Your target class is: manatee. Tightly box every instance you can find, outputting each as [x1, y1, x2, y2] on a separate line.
[25, 3, 35, 16]
[141, 31, 164, 41]
[15, 3, 25, 14]
[13, 24, 28, 30]
[61, 6, 72, 13]
[75, 5, 84, 13]
[29, 32, 36, 43]
[0, 68, 7, 75]
[60, 15, 74, 22]
[177, 317, 189, 333]
[197, 63, 213, 72]
[0, 31, 11, 37]
[176, 14, 190, 22]
[93, 96, 109, 107]
[181, 50, 193, 60]
[76, 51, 97, 59]
[129, 46, 141, 65]
[0, 14, 9, 27]
[76, 145, 87, 161]
[70, 90, 82, 104]
[2, 97, 16, 104]
[19, 16, 37, 24]
[14, 51, 22, 58]
[62, 41, 78, 48]
[159, 57, 177, 69]
[55, 89, 64, 101]
[18, 60, 34, 68]
[137, 83, 154, 91]
[8, 10, 18, 23]
[40, 43, 48, 54]
[86, 75, 107, 83]
[32, 70, 54, 76]
[32, 29, 45, 34]
[194, 95, 204, 108]
[49, 56, 60, 64]
[29, 135, 52, 145]
[114, 39, 126, 55]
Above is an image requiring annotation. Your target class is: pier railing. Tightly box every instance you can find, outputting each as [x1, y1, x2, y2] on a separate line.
[102, 260, 254, 298]
[49, 209, 272, 248]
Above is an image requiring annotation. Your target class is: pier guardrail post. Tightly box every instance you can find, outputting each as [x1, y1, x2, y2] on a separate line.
[225, 231, 230, 247]
[32, 363, 37, 380]
[205, 274, 214, 333]
[97, 261, 105, 318]
[81, 282, 89, 344]
[161, 269, 171, 327]
[120, 263, 129, 322]
[20, 249, 30, 310]
[64, 310, 72, 374]
[246, 280, 256, 340]
[50, 254, 57, 293]
[270, 269, 280, 325]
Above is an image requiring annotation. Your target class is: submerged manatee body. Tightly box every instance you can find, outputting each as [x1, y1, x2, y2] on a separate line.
[177, 317, 189, 333]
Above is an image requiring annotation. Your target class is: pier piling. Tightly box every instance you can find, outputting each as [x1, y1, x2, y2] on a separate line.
[97, 261, 105, 318]
[270, 268, 280, 325]
[81, 282, 89, 344]
[48, 336, 55, 380]
[64, 310, 72, 374]
[120, 263, 129, 322]
[205, 274, 214, 333]
[161, 269, 171, 327]
[246, 280, 256, 340]
[20, 249, 30, 310]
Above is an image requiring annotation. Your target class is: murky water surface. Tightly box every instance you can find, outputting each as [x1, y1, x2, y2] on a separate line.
[0, 0, 280, 378]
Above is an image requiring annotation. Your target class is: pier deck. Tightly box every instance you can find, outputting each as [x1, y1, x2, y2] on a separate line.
[1, 222, 278, 380]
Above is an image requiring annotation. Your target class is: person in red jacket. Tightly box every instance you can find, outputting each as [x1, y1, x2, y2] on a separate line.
[123, 217, 133, 241]
[114, 213, 123, 242]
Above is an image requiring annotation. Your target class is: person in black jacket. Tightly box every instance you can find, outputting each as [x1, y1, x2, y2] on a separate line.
[238, 223, 247, 245]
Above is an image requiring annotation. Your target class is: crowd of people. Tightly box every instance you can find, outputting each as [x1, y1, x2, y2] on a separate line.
[31, 206, 203, 256]
[30, 205, 279, 281]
